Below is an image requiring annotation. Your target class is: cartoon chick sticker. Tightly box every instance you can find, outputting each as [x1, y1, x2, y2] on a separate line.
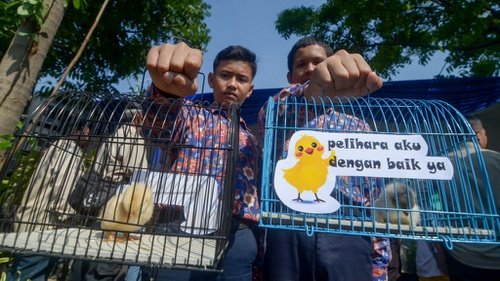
[275, 134, 341, 214]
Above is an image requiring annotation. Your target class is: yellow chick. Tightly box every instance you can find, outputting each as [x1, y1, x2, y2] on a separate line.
[101, 182, 154, 242]
[283, 135, 335, 202]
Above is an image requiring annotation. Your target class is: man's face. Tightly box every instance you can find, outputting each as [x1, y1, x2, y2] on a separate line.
[209, 60, 254, 107]
[288, 44, 329, 84]
[473, 126, 488, 149]
[76, 126, 91, 148]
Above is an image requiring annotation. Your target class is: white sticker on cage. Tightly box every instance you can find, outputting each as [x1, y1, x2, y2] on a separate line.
[274, 131, 454, 214]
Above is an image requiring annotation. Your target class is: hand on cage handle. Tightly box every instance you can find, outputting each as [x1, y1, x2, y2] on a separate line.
[147, 43, 203, 98]
[303, 49, 383, 98]
[304, 71, 382, 98]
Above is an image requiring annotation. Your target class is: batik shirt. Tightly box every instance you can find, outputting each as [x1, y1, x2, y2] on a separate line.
[258, 82, 390, 281]
[145, 85, 261, 222]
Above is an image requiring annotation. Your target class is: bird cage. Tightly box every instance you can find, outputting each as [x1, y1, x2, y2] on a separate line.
[260, 96, 499, 246]
[0, 92, 239, 271]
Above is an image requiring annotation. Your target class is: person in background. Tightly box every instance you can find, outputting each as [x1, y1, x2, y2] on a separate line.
[70, 107, 150, 281]
[144, 43, 260, 281]
[443, 116, 500, 281]
[257, 37, 388, 281]
[467, 115, 488, 149]
[387, 115, 494, 281]
[8, 120, 90, 281]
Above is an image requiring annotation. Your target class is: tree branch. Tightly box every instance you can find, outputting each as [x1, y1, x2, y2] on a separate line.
[455, 39, 500, 52]
[50, 0, 111, 96]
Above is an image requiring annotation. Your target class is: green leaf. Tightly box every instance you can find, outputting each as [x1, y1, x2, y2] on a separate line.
[73, 0, 81, 10]
[17, 31, 30, 37]
[5, 1, 22, 9]
[17, 5, 29, 16]
[0, 138, 13, 149]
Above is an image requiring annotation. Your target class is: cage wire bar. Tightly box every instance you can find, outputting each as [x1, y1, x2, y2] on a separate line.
[260, 96, 499, 246]
[0, 92, 240, 270]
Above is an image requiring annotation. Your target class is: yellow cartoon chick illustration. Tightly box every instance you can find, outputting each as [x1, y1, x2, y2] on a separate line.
[283, 135, 335, 202]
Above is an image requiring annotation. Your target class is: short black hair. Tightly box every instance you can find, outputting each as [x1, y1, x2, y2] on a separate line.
[287, 37, 334, 73]
[213, 45, 257, 78]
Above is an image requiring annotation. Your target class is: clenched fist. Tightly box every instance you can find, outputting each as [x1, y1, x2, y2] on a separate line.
[146, 42, 203, 97]
[305, 50, 383, 98]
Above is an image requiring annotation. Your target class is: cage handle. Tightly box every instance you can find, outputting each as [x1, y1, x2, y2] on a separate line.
[441, 235, 454, 250]
[305, 221, 315, 237]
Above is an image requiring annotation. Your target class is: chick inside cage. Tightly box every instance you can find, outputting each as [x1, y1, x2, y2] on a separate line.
[260, 96, 499, 245]
[0, 92, 239, 270]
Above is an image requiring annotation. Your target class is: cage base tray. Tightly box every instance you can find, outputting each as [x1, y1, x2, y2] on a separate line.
[261, 212, 496, 240]
[0, 228, 224, 269]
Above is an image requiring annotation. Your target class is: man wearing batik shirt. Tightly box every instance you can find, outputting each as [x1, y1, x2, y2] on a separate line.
[258, 37, 389, 281]
[144, 43, 260, 281]
[145, 86, 261, 221]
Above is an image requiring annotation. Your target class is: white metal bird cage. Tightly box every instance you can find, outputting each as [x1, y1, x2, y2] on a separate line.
[0, 92, 239, 270]
[260, 96, 499, 247]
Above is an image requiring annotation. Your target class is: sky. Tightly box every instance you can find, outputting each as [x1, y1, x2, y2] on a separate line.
[126, 0, 451, 94]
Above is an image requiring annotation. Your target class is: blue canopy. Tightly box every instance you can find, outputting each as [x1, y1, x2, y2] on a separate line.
[193, 77, 500, 126]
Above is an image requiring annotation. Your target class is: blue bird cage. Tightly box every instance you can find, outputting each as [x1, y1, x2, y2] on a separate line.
[260, 96, 499, 246]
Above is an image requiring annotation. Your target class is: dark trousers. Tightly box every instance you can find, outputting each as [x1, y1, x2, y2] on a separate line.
[153, 221, 258, 281]
[69, 260, 127, 281]
[6, 255, 56, 281]
[445, 252, 500, 281]
[263, 229, 372, 281]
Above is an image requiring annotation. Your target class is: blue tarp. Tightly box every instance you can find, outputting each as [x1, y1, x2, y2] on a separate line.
[192, 77, 500, 125]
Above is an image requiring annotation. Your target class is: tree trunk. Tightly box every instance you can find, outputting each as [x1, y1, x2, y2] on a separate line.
[0, 0, 66, 168]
